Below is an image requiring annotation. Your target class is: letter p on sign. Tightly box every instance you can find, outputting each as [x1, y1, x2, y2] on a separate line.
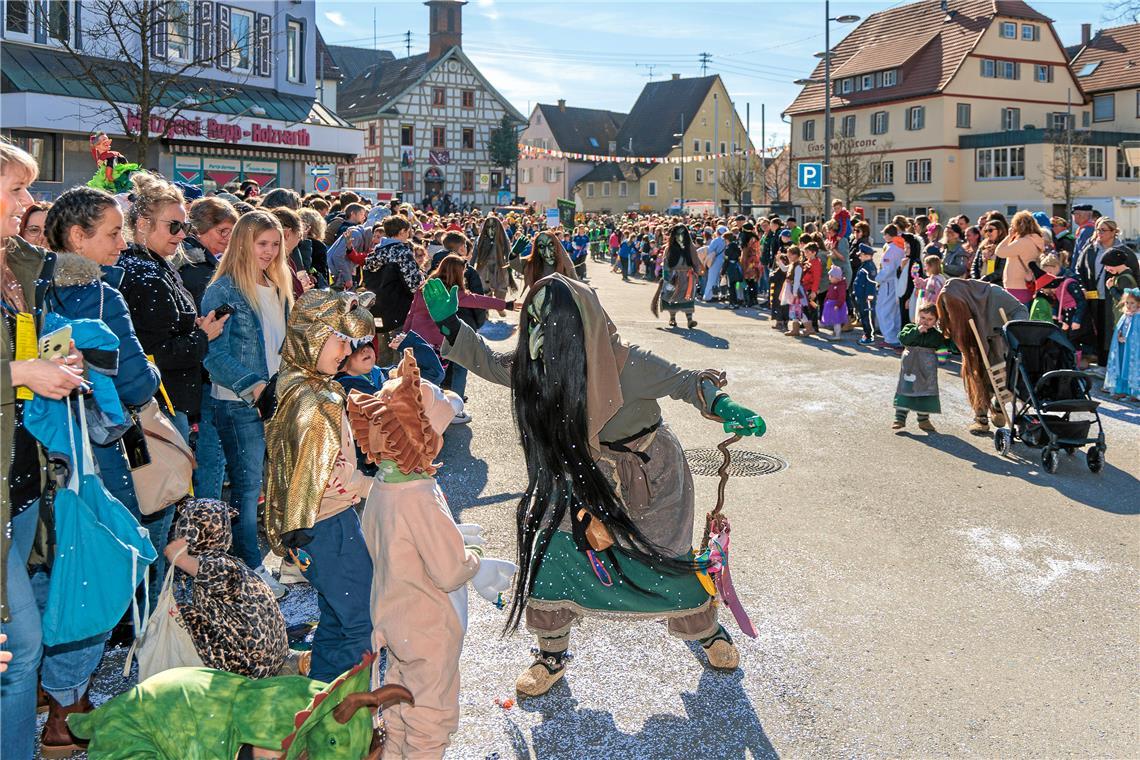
[798, 163, 824, 189]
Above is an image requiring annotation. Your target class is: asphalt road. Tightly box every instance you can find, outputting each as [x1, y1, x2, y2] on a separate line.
[70, 264, 1138, 760]
[435, 265, 1139, 759]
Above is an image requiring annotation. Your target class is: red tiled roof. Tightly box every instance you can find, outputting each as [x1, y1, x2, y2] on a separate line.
[1070, 22, 1140, 94]
[832, 29, 941, 79]
[785, 0, 1051, 115]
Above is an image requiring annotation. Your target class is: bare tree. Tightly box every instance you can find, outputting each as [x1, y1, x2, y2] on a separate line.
[764, 145, 791, 204]
[1029, 128, 1097, 222]
[828, 136, 889, 214]
[1104, 0, 1140, 22]
[58, 0, 254, 163]
[721, 154, 762, 211]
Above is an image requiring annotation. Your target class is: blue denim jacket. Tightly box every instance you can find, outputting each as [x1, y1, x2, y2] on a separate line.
[202, 275, 289, 404]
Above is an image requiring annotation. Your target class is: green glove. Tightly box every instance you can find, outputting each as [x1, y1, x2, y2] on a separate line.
[712, 395, 766, 437]
[423, 278, 461, 339]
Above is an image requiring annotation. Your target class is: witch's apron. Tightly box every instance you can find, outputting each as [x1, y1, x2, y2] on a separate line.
[527, 422, 712, 619]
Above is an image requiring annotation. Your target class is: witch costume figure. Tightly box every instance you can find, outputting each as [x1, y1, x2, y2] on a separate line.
[511, 230, 577, 290]
[473, 215, 517, 301]
[423, 273, 765, 698]
[86, 132, 138, 193]
[652, 223, 702, 329]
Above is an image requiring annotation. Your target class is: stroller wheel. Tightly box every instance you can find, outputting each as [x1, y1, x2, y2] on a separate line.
[1086, 446, 1104, 474]
[1041, 447, 1060, 474]
[993, 428, 1013, 457]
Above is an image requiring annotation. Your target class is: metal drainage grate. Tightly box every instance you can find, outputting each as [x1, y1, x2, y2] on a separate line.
[684, 448, 788, 477]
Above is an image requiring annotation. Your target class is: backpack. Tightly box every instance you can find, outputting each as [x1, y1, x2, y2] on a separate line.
[323, 216, 348, 247]
[362, 242, 415, 332]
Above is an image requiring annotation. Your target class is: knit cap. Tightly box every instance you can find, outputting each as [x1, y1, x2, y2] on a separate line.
[829, 265, 842, 278]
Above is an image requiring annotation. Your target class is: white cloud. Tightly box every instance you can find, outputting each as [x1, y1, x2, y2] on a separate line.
[476, 0, 499, 20]
[323, 11, 346, 27]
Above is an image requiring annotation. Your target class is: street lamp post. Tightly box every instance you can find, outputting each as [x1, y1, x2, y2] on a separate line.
[822, 2, 859, 219]
[673, 113, 685, 215]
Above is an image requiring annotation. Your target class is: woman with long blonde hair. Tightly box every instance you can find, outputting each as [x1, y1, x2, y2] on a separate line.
[201, 211, 293, 594]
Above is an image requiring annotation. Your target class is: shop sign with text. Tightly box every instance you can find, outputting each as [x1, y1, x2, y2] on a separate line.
[126, 109, 311, 147]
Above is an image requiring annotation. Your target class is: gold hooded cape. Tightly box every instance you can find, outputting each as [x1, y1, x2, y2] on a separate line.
[264, 289, 375, 555]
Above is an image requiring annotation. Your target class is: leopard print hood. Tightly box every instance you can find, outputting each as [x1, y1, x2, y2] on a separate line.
[174, 499, 237, 554]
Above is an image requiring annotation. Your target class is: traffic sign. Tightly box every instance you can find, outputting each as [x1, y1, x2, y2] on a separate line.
[798, 162, 824, 189]
[309, 166, 332, 177]
[314, 176, 331, 193]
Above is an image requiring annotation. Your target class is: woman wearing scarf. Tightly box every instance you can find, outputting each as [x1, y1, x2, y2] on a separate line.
[424, 273, 765, 698]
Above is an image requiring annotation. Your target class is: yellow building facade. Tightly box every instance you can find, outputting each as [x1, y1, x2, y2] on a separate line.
[784, 0, 1140, 234]
[574, 74, 759, 214]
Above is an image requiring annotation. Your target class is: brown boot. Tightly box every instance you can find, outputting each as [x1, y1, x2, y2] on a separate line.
[38, 682, 49, 714]
[40, 692, 92, 758]
[967, 416, 990, 436]
[784, 320, 802, 337]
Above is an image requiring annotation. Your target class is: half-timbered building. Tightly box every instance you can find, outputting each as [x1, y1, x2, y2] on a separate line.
[330, 0, 524, 207]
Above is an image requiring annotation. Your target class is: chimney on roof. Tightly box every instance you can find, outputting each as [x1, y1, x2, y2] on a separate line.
[425, 0, 466, 60]
[1081, 23, 1091, 45]
[558, 99, 566, 111]
[672, 73, 681, 80]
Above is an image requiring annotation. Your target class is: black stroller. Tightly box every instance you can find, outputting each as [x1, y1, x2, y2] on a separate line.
[992, 320, 1107, 473]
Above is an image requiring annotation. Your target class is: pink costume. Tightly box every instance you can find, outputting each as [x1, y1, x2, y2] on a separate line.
[349, 351, 512, 759]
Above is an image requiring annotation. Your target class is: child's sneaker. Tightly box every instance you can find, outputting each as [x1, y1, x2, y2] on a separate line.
[891, 419, 905, 430]
[279, 560, 309, 586]
[858, 336, 875, 345]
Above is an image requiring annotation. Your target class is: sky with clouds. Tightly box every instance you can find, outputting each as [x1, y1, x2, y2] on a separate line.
[318, 0, 1119, 145]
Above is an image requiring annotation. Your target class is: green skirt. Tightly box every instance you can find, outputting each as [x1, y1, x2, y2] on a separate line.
[529, 530, 711, 618]
[894, 393, 941, 413]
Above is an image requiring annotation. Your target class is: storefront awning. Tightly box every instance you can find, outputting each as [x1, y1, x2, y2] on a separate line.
[1, 44, 346, 126]
[170, 140, 354, 164]
[858, 191, 895, 202]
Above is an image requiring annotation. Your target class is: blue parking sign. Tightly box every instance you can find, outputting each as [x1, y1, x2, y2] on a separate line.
[798, 163, 824, 189]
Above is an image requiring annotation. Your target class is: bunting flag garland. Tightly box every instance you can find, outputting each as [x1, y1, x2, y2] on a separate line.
[518, 143, 785, 164]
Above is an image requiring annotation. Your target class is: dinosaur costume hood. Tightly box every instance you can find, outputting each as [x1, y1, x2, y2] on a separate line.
[264, 288, 375, 554]
[346, 349, 463, 476]
[68, 654, 413, 760]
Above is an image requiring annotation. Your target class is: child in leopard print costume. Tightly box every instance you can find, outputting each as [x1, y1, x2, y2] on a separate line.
[163, 499, 289, 679]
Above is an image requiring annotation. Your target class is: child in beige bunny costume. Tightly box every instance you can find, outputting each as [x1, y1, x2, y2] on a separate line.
[347, 350, 515, 759]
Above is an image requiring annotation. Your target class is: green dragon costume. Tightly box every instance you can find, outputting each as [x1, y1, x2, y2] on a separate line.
[68, 654, 412, 759]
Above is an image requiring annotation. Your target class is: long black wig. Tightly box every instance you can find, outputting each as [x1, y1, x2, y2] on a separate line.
[505, 278, 695, 632]
[666, 223, 695, 269]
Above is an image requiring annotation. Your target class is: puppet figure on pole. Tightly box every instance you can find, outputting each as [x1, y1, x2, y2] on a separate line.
[87, 132, 139, 194]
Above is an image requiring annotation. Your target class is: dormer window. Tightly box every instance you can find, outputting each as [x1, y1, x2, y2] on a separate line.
[1000, 22, 1017, 38]
[861, 74, 874, 90]
[881, 69, 897, 87]
[840, 78, 854, 94]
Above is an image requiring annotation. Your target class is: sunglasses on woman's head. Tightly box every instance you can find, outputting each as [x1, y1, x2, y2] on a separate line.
[160, 219, 192, 235]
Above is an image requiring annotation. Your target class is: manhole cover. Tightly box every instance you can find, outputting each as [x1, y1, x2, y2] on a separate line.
[684, 448, 788, 477]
